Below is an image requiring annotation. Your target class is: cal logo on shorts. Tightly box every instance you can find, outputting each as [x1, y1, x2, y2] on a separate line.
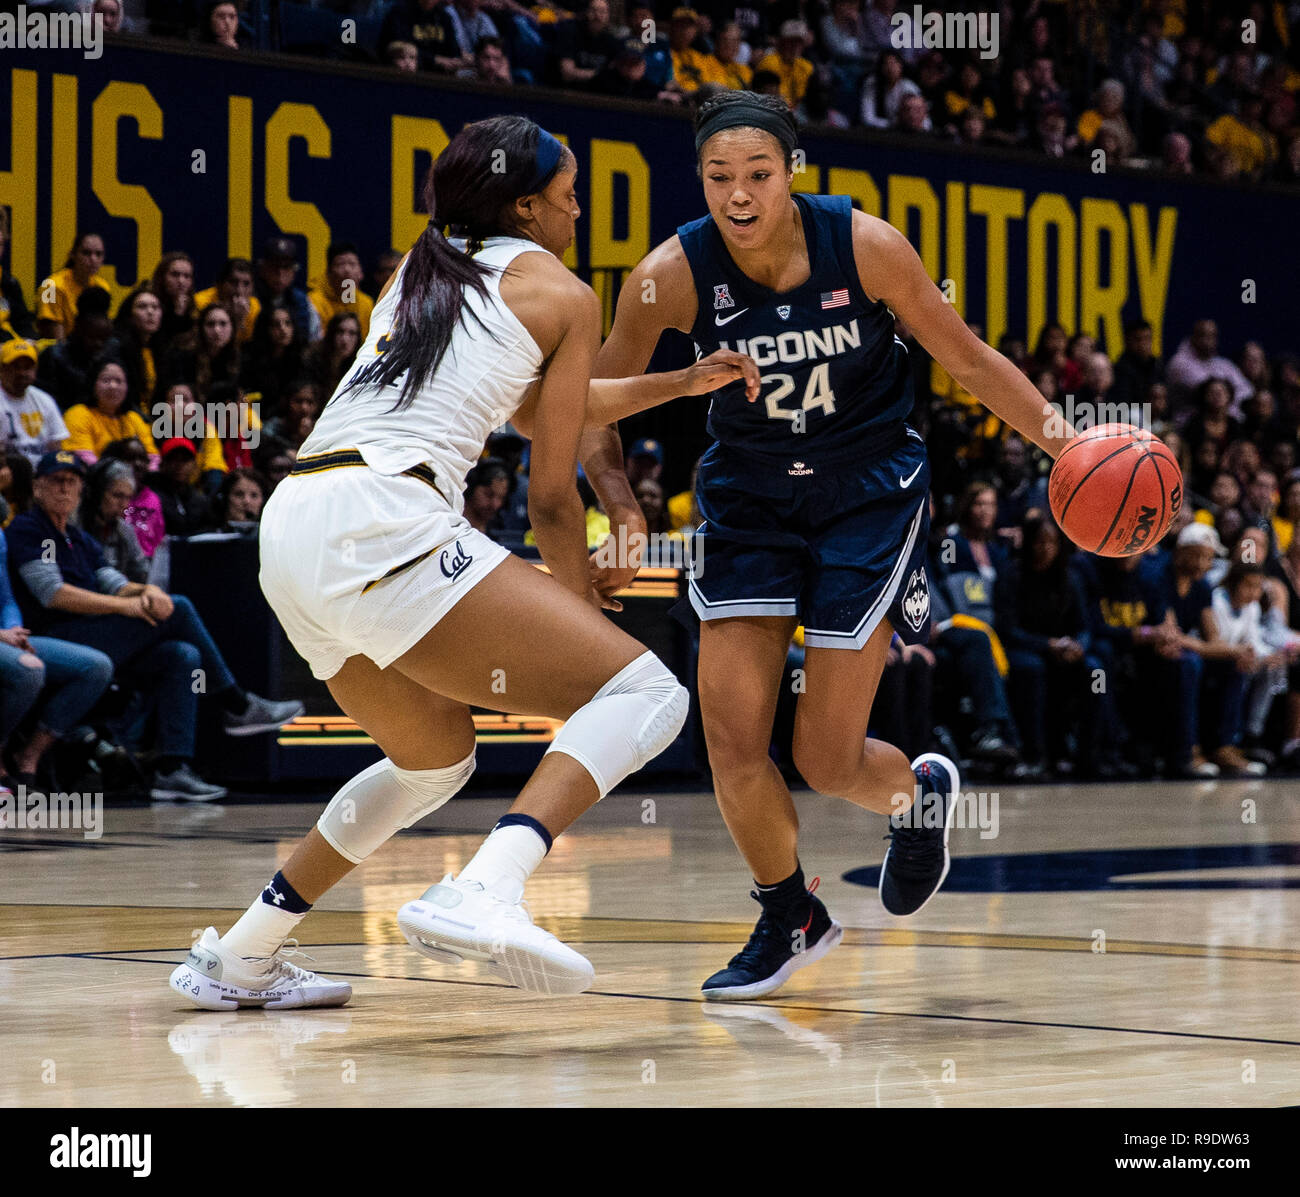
[440, 540, 473, 581]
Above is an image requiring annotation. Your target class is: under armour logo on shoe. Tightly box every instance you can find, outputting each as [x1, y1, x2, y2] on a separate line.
[265, 886, 285, 906]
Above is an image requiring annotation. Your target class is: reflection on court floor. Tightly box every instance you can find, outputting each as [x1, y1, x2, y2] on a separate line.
[1, 783, 1297, 1107]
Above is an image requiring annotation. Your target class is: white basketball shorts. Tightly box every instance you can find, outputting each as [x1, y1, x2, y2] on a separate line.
[259, 454, 510, 681]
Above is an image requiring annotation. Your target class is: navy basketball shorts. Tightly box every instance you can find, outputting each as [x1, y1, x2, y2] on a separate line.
[688, 431, 932, 649]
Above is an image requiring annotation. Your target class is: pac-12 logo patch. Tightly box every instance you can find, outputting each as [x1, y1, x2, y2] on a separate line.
[901, 567, 930, 632]
[713, 284, 735, 311]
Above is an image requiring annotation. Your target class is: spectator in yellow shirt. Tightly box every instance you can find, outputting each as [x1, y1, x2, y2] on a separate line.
[0, 207, 35, 342]
[756, 20, 816, 111]
[308, 241, 374, 340]
[703, 22, 752, 90]
[194, 258, 261, 344]
[667, 457, 702, 533]
[1274, 478, 1300, 554]
[668, 8, 710, 93]
[61, 358, 158, 462]
[36, 233, 110, 341]
[1205, 95, 1277, 180]
[155, 382, 230, 485]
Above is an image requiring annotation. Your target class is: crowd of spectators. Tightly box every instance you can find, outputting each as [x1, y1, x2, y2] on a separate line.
[69, 0, 1300, 186]
[0, 221, 327, 801]
[4, 211, 1300, 789]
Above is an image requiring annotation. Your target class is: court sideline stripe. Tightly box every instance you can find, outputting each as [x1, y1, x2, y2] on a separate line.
[4, 908, 1300, 966]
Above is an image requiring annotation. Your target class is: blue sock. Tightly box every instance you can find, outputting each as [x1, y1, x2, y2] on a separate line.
[495, 812, 553, 853]
[262, 870, 312, 915]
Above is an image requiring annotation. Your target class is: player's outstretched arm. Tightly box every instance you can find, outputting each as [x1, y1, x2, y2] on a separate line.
[587, 348, 760, 424]
[586, 238, 733, 425]
[853, 213, 1076, 457]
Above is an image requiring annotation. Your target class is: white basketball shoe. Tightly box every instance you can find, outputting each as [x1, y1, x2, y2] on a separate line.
[397, 875, 594, 996]
[169, 927, 352, 1011]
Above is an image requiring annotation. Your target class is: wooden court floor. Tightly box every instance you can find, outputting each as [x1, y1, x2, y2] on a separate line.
[2, 780, 1298, 1107]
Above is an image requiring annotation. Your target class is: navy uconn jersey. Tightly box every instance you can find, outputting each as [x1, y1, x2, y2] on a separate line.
[677, 193, 912, 469]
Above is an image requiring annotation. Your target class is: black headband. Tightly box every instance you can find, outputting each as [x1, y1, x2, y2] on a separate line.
[694, 102, 798, 157]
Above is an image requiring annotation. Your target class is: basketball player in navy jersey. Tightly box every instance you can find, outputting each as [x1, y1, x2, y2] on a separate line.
[589, 92, 1077, 999]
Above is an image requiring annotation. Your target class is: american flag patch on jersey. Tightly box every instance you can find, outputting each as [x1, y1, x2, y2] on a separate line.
[820, 289, 850, 309]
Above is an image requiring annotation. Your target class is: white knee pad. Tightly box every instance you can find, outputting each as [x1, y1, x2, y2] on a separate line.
[545, 651, 688, 798]
[317, 751, 476, 864]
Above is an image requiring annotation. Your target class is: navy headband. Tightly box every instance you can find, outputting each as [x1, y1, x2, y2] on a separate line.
[526, 129, 566, 194]
[694, 102, 798, 157]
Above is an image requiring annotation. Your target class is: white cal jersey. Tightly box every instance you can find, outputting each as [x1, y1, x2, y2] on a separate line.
[298, 234, 549, 511]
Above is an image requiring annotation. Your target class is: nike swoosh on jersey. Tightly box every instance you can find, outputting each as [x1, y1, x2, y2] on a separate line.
[714, 308, 749, 327]
[900, 462, 924, 488]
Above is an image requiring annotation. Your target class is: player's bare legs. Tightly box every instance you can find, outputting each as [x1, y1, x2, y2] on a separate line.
[696, 614, 841, 999]
[386, 553, 685, 993]
[697, 614, 957, 1000]
[792, 620, 916, 816]
[389, 551, 647, 831]
[172, 553, 685, 1006]
[275, 663, 478, 904]
[793, 619, 959, 917]
[697, 614, 799, 884]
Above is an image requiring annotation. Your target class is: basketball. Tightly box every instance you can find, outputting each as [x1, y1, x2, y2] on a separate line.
[1049, 424, 1183, 556]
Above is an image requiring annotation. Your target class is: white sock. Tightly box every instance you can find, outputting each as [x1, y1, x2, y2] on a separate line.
[221, 899, 306, 961]
[458, 824, 548, 900]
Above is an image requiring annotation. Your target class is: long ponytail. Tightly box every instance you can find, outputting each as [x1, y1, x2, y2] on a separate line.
[342, 116, 569, 412]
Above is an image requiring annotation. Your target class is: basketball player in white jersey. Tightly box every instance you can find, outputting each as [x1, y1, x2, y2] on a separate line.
[169, 116, 759, 1009]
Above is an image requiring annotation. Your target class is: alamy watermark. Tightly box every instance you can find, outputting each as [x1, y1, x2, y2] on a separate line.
[892, 785, 999, 840]
[0, 786, 103, 841]
[1045, 395, 1152, 438]
[891, 7, 999, 62]
[50, 1128, 151, 1178]
[0, 6, 104, 60]
[153, 401, 260, 449]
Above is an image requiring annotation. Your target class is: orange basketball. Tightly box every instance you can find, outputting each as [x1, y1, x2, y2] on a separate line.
[1048, 423, 1183, 557]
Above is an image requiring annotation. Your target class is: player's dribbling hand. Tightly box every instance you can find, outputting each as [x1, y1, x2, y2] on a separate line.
[683, 349, 761, 404]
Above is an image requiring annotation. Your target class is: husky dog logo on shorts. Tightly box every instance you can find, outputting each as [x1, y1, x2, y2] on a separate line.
[901, 567, 930, 632]
[712, 284, 735, 311]
[440, 541, 473, 581]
